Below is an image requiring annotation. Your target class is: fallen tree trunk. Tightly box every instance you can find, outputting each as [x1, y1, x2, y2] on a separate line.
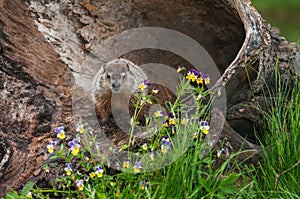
[0, 0, 298, 196]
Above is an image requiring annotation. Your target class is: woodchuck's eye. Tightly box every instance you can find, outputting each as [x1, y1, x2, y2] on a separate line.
[106, 74, 110, 79]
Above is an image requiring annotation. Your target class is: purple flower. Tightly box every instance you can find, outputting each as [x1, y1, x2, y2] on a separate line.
[68, 138, 79, 148]
[134, 161, 142, 173]
[162, 136, 171, 146]
[168, 112, 174, 118]
[54, 126, 64, 134]
[143, 80, 151, 87]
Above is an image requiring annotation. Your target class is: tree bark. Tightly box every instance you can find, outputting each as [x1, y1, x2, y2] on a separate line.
[0, 0, 298, 196]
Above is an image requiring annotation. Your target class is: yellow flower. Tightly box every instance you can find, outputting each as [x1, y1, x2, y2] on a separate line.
[66, 170, 71, 176]
[169, 118, 175, 125]
[26, 191, 33, 198]
[163, 122, 169, 127]
[197, 77, 203, 84]
[138, 83, 147, 91]
[47, 145, 54, 153]
[154, 110, 163, 117]
[200, 121, 210, 134]
[123, 160, 130, 169]
[186, 72, 197, 82]
[57, 132, 66, 140]
[71, 147, 80, 156]
[161, 145, 168, 154]
[152, 87, 159, 94]
[177, 65, 185, 73]
[202, 128, 209, 134]
[150, 153, 155, 161]
[171, 127, 176, 134]
[90, 172, 96, 178]
[76, 180, 84, 191]
[193, 132, 199, 139]
[76, 124, 85, 133]
[181, 118, 188, 125]
[142, 143, 148, 150]
[204, 77, 210, 85]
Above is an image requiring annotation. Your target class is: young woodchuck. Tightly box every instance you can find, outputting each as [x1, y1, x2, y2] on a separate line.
[92, 58, 147, 123]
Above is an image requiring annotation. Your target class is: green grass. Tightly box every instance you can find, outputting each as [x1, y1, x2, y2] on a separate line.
[246, 62, 300, 198]
[252, 0, 300, 42]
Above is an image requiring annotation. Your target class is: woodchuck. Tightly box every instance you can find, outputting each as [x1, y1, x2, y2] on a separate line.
[92, 58, 147, 123]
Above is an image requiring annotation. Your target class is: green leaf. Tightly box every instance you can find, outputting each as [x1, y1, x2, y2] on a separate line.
[20, 181, 34, 196]
[96, 192, 107, 199]
[219, 173, 239, 187]
[219, 186, 239, 194]
[5, 191, 20, 199]
[198, 178, 211, 192]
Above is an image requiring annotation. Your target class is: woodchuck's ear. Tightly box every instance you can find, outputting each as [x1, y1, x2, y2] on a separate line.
[102, 63, 107, 72]
[126, 63, 130, 71]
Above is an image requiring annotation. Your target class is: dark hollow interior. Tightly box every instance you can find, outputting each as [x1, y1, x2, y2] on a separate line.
[93, 0, 245, 75]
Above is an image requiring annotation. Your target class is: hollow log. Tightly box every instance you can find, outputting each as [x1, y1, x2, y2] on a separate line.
[0, 0, 298, 196]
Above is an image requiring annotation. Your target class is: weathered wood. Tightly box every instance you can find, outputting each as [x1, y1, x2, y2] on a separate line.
[0, 0, 298, 196]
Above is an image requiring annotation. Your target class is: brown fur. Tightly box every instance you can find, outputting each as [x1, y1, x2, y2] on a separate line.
[92, 58, 147, 123]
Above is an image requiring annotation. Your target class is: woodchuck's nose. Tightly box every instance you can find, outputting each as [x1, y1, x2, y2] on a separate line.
[112, 82, 121, 91]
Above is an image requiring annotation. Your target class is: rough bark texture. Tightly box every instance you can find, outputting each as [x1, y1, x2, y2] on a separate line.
[0, 0, 298, 196]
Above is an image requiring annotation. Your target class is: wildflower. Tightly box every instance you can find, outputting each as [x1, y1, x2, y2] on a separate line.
[110, 181, 116, 186]
[64, 163, 72, 176]
[84, 175, 89, 182]
[200, 121, 210, 134]
[152, 87, 159, 94]
[217, 87, 222, 97]
[138, 80, 151, 91]
[161, 136, 171, 154]
[47, 141, 56, 153]
[68, 138, 80, 156]
[84, 151, 91, 161]
[133, 161, 142, 173]
[163, 122, 169, 127]
[171, 127, 176, 134]
[140, 180, 149, 190]
[154, 110, 163, 117]
[149, 152, 155, 161]
[143, 79, 151, 87]
[95, 165, 104, 177]
[197, 94, 204, 101]
[169, 117, 175, 125]
[75, 179, 84, 191]
[193, 132, 199, 139]
[26, 191, 33, 198]
[54, 126, 66, 140]
[202, 73, 210, 85]
[181, 118, 188, 125]
[122, 159, 130, 169]
[89, 172, 96, 178]
[114, 162, 120, 170]
[177, 65, 185, 73]
[186, 69, 198, 82]
[168, 112, 174, 118]
[142, 143, 148, 150]
[44, 165, 50, 173]
[197, 76, 203, 84]
[138, 82, 147, 91]
[76, 123, 85, 133]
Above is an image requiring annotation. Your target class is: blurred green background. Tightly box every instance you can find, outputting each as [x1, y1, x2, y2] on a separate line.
[252, 0, 300, 42]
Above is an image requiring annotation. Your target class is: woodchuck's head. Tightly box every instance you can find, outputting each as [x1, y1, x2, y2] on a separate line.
[102, 60, 130, 93]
